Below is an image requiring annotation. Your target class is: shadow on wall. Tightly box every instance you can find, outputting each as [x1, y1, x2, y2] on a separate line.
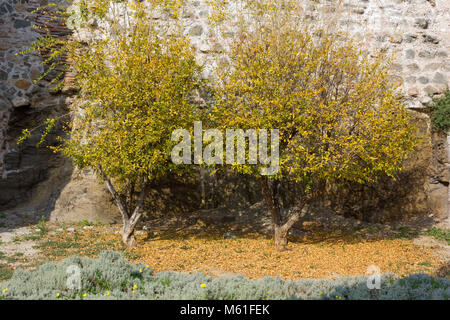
[324, 113, 448, 226]
[0, 112, 447, 228]
[0, 101, 72, 229]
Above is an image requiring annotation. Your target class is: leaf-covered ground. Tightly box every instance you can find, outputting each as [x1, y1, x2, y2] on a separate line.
[4, 223, 445, 281]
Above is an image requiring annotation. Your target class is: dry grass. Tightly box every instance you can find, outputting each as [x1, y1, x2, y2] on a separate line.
[35, 225, 449, 280]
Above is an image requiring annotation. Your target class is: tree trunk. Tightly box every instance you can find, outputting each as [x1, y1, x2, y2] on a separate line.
[259, 177, 309, 251]
[260, 177, 286, 250]
[273, 224, 288, 251]
[122, 224, 136, 247]
[98, 166, 147, 247]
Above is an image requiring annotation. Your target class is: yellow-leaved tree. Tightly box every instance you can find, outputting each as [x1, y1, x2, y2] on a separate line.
[212, 0, 418, 250]
[25, 0, 204, 246]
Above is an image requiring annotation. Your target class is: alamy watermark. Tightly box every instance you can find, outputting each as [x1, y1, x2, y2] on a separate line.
[366, 265, 381, 290]
[171, 121, 279, 175]
[66, 265, 81, 290]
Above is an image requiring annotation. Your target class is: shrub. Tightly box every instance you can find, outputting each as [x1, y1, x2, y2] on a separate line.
[431, 89, 450, 133]
[0, 251, 448, 300]
[425, 228, 450, 245]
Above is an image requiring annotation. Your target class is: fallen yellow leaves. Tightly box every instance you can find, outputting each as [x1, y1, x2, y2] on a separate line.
[41, 226, 448, 280]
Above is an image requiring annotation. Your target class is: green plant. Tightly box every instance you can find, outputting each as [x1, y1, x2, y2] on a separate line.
[417, 262, 431, 267]
[0, 265, 13, 282]
[425, 228, 450, 245]
[395, 226, 419, 239]
[37, 216, 49, 237]
[79, 219, 93, 227]
[431, 89, 450, 133]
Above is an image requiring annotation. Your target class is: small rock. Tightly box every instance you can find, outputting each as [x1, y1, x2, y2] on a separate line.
[13, 19, 31, 29]
[151, 11, 162, 19]
[432, 72, 447, 84]
[414, 18, 429, 29]
[423, 85, 440, 96]
[30, 68, 41, 81]
[12, 96, 30, 107]
[407, 87, 419, 97]
[388, 75, 403, 87]
[420, 96, 432, 106]
[190, 25, 203, 37]
[212, 42, 224, 53]
[403, 34, 417, 43]
[405, 76, 416, 84]
[0, 70, 8, 80]
[182, 9, 194, 18]
[418, 76, 429, 84]
[67, 227, 75, 233]
[329, 273, 341, 280]
[199, 43, 210, 53]
[423, 34, 439, 44]
[405, 49, 415, 59]
[389, 34, 402, 44]
[406, 63, 420, 72]
[223, 232, 236, 239]
[418, 50, 435, 59]
[424, 63, 441, 71]
[14, 79, 31, 90]
[87, 18, 97, 27]
[391, 63, 403, 72]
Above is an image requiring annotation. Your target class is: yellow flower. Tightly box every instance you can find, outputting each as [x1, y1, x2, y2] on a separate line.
[2, 288, 7, 293]
[104, 291, 110, 296]
[139, 269, 143, 273]
[200, 283, 206, 288]
[267, 291, 270, 294]
[56, 293, 60, 297]
[145, 265, 149, 268]
[133, 284, 138, 290]
[83, 293, 87, 297]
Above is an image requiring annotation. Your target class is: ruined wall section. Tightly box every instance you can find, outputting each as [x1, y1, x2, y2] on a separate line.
[0, 0, 73, 225]
[0, 0, 449, 226]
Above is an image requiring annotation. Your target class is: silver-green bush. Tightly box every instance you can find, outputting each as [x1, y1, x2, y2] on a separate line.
[0, 251, 448, 300]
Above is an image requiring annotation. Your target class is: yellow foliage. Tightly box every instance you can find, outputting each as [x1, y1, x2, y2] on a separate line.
[212, 0, 417, 187]
[60, 1, 203, 190]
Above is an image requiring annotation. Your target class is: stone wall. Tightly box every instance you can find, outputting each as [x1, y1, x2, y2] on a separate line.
[0, 0, 74, 225]
[0, 0, 449, 226]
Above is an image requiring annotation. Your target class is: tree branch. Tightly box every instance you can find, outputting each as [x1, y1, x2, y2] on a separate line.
[259, 176, 281, 225]
[98, 165, 129, 226]
[281, 203, 309, 232]
[128, 180, 147, 228]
